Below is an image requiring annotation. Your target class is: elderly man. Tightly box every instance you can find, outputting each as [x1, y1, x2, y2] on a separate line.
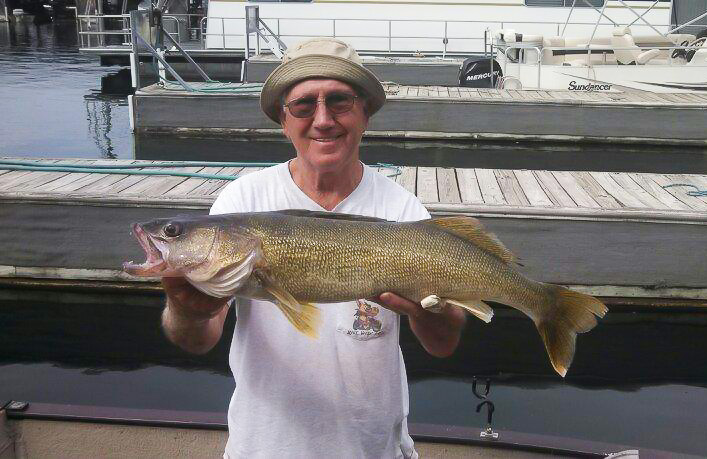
[161, 38, 466, 458]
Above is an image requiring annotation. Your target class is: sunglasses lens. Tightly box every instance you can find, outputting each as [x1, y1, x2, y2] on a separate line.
[286, 93, 356, 118]
[288, 98, 317, 118]
[326, 93, 355, 114]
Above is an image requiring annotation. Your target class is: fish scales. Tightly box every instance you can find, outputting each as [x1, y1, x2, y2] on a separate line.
[242, 213, 533, 306]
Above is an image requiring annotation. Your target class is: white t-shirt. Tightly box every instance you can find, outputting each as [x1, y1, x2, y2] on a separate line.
[210, 162, 430, 459]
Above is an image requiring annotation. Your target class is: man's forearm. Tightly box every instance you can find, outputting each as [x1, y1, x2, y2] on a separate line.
[162, 299, 229, 354]
[408, 305, 466, 358]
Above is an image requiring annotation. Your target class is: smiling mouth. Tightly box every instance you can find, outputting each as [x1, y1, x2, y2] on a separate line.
[312, 135, 342, 143]
[123, 223, 170, 276]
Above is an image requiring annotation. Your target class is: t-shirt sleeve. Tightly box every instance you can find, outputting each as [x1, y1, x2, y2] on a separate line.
[210, 181, 244, 216]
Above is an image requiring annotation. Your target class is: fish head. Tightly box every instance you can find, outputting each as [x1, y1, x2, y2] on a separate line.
[123, 216, 223, 278]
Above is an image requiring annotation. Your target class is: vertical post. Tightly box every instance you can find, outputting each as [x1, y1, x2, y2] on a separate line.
[388, 20, 392, 53]
[130, 10, 142, 90]
[333, 19, 336, 38]
[96, 0, 105, 47]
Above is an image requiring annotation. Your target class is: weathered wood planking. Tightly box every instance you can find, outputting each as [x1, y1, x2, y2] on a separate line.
[2, 160, 706, 223]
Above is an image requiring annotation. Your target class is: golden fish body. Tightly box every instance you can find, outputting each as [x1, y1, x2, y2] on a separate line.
[124, 210, 607, 376]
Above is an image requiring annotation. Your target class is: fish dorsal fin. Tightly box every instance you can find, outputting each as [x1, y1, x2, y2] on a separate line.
[427, 216, 517, 264]
[273, 209, 389, 223]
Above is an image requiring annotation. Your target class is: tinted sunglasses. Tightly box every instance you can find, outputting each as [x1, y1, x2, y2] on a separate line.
[284, 92, 359, 118]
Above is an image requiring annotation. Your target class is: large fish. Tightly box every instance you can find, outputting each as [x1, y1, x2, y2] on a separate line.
[124, 210, 607, 376]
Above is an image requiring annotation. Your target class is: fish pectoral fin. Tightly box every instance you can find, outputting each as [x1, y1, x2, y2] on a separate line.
[256, 271, 321, 339]
[444, 298, 494, 323]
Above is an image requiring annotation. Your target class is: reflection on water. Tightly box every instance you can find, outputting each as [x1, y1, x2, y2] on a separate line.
[1, 287, 707, 455]
[0, 20, 132, 159]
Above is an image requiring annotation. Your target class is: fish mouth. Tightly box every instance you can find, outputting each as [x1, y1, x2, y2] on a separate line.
[123, 223, 172, 277]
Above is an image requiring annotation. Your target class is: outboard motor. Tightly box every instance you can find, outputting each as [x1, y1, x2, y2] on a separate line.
[458, 57, 502, 88]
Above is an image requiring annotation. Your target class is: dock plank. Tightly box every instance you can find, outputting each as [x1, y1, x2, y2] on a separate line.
[210, 167, 264, 195]
[188, 167, 244, 196]
[455, 168, 484, 204]
[628, 173, 692, 211]
[608, 172, 669, 210]
[649, 174, 707, 211]
[533, 170, 577, 207]
[572, 172, 622, 209]
[552, 171, 601, 208]
[495, 169, 529, 206]
[589, 171, 649, 208]
[118, 167, 203, 195]
[436, 167, 461, 204]
[395, 166, 417, 195]
[416, 167, 439, 203]
[475, 168, 506, 205]
[514, 170, 553, 207]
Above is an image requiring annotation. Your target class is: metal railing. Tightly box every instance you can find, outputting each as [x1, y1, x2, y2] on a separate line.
[78, 12, 671, 56]
[77, 12, 205, 48]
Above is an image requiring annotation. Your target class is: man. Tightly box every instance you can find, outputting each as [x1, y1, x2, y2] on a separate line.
[161, 38, 466, 458]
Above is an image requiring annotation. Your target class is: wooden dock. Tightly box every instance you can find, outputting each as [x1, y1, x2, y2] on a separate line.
[1, 158, 706, 300]
[132, 82, 707, 145]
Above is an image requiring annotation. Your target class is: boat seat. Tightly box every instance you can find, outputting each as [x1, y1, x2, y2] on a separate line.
[611, 26, 665, 65]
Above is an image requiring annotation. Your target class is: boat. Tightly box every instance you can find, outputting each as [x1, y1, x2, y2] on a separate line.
[491, 0, 707, 92]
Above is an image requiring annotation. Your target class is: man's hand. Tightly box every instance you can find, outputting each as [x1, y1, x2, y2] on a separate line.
[162, 277, 230, 321]
[161, 277, 231, 354]
[372, 292, 466, 358]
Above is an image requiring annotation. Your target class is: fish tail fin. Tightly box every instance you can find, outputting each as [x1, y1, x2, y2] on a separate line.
[536, 285, 608, 377]
[274, 300, 322, 339]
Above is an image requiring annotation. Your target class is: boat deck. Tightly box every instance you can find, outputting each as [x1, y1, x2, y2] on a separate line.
[1, 158, 706, 299]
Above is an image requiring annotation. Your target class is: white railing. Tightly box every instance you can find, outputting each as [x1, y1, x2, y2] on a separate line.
[203, 16, 672, 55]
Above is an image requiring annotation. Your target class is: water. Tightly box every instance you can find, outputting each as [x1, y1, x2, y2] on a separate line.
[2, 287, 707, 456]
[2, 20, 707, 172]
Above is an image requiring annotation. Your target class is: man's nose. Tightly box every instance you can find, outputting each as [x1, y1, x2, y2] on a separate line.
[311, 100, 336, 128]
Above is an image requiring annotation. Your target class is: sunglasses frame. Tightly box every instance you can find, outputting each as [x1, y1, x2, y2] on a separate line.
[283, 92, 360, 118]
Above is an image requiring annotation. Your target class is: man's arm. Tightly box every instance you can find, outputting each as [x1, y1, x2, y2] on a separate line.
[374, 292, 466, 358]
[161, 277, 232, 354]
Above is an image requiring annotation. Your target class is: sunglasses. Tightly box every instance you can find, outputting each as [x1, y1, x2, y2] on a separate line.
[284, 92, 359, 118]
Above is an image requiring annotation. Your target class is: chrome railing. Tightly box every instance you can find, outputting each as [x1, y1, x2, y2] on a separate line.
[77, 13, 205, 48]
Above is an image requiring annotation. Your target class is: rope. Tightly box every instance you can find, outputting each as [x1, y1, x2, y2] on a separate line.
[662, 183, 707, 197]
[0, 161, 403, 180]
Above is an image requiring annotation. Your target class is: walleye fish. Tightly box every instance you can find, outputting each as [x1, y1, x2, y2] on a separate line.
[124, 210, 607, 376]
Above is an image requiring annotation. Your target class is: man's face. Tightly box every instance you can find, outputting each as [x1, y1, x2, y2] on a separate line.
[281, 78, 368, 173]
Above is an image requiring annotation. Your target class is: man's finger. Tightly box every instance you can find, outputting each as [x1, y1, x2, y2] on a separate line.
[377, 292, 422, 317]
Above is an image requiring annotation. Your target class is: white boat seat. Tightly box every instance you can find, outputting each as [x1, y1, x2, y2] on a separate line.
[611, 26, 665, 65]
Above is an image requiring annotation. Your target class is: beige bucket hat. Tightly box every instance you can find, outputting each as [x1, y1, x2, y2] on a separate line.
[260, 38, 386, 124]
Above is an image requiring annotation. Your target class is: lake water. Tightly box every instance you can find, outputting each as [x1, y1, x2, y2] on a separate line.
[2, 19, 707, 173]
[2, 287, 707, 456]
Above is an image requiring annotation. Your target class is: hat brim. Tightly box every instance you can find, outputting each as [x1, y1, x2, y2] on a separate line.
[260, 54, 386, 124]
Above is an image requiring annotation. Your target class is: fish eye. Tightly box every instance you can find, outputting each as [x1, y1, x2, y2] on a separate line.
[163, 222, 183, 238]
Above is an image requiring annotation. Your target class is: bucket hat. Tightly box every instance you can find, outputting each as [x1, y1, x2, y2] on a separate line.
[260, 38, 386, 124]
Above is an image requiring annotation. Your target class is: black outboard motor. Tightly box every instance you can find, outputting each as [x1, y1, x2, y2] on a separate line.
[458, 57, 502, 88]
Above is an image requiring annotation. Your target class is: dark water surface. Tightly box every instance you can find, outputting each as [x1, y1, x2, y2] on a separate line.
[2, 287, 707, 456]
[3, 20, 707, 172]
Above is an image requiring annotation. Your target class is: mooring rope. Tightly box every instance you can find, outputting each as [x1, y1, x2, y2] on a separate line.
[662, 183, 707, 197]
[0, 160, 402, 180]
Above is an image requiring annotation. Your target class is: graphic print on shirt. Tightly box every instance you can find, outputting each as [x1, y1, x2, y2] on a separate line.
[337, 299, 386, 340]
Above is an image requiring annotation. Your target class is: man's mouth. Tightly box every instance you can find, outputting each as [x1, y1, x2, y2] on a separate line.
[312, 135, 342, 143]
